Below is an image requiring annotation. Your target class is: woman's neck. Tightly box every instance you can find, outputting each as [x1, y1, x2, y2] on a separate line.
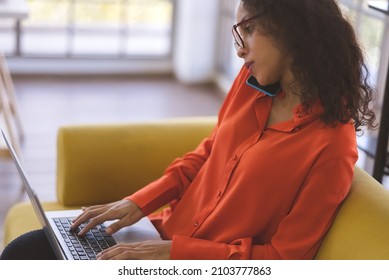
[278, 70, 302, 109]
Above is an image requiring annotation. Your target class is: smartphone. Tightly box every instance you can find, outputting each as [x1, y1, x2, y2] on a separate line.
[246, 75, 281, 97]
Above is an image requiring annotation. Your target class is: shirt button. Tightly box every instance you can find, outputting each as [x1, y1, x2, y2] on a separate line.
[217, 191, 222, 197]
[232, 155, 238, 161]
[194, 221, 199, 227]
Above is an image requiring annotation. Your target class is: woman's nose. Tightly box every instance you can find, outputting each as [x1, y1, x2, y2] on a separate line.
[236, 45, 247, 58]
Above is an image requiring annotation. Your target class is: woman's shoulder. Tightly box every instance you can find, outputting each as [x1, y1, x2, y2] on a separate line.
[311, 120, 357, 157]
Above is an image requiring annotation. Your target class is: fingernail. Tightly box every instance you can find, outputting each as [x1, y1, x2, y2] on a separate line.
[106, 228, 112, 235]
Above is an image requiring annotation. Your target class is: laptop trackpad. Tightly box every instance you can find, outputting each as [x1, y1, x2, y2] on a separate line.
[106, 217, 162, 244]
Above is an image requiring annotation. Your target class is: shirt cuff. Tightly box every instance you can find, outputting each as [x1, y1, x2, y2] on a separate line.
[170, 235, 252, 260]
[125, 175, 179, 216]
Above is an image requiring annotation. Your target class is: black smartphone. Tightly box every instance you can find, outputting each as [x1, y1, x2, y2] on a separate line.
[246, 75, 281, 97]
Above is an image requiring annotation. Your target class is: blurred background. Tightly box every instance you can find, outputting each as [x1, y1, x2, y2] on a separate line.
[0, 0, 387, 87]
[0, 0, 388, 251]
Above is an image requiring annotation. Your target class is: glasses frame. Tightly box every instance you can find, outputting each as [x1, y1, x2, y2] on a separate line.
[232, 14, 261, 50]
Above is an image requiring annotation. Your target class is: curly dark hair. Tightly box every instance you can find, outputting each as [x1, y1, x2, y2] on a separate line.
[241, 0, 376, 131]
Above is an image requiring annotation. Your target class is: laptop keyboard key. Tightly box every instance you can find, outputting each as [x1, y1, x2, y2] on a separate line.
[105, 237, 116, 246]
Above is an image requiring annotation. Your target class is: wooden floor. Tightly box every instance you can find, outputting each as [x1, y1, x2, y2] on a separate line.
[0, 74, 224, 253]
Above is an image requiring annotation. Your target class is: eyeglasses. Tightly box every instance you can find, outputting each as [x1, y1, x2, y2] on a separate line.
[232, 15, 261, 51]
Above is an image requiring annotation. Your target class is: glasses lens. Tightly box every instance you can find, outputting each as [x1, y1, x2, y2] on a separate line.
[232, 27, 244, 49]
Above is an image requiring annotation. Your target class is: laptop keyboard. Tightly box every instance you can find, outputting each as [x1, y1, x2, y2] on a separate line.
[53, 217, 117, 260]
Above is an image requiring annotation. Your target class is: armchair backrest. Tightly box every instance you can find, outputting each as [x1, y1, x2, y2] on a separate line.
[316, 166, 389, 259]
[56, 117, 216, 206]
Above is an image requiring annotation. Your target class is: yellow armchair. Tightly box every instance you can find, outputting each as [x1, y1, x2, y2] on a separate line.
[4, 117, 389, 259]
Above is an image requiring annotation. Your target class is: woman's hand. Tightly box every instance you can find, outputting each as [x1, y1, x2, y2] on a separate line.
[70, 199, 144, 236]
[96, 240, 172, 260]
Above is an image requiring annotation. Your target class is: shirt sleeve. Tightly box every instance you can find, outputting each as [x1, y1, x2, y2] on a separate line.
[170, 152, 357, 260]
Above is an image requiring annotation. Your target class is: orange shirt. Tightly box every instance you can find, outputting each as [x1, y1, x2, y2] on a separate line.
[127, 66, 358, 259]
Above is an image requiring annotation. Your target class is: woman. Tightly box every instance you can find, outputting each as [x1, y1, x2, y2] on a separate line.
[1, 0, 376, 260]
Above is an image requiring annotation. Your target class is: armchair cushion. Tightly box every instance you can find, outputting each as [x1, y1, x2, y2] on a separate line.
[3, 202, 75, 246]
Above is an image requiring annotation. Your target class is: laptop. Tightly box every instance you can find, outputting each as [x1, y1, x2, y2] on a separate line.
[1, 129, 162, 260]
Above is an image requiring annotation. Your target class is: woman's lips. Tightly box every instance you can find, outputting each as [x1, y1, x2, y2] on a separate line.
[244, 62, 254, 74]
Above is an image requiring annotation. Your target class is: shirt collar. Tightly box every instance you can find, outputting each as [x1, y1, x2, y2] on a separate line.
[268, 98, 324, 132]
[253, 88, 324, 132]
[243, 67, 325, 132]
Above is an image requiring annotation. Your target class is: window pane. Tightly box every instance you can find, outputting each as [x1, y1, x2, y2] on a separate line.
[125, 33, 170, 56]
[23, 0, 69, 27]
[22, 30, 68, 56]
[125, 0, 173, 56]
[127, 0, 172, 25]
[339, 0, 386, 86]
[21, 0, 69, 55]
[72, 2, 121, 55]
[73, 31, 121, 56]
[359, 15, 385, 84]
[74, 2, 121, 27]
[338, 2, 357, 25]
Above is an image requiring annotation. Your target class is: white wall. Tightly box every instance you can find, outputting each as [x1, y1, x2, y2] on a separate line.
[172, 0, 220, 84]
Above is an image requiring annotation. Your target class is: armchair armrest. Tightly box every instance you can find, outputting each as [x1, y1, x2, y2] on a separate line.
[56, 117, 217, 207]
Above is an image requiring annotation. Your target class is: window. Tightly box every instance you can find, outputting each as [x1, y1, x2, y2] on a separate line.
[0, 0, 175, 58]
